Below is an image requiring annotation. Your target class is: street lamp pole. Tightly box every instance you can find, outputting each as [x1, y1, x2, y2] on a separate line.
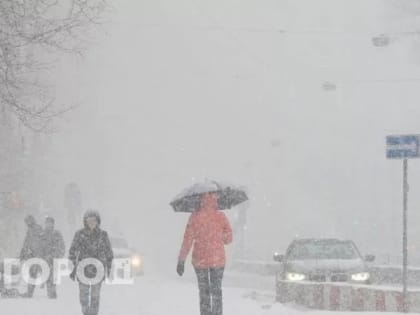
[403, 158, 408, 312]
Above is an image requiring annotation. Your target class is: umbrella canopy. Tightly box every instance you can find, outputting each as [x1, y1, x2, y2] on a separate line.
[170, 181, 248, 213]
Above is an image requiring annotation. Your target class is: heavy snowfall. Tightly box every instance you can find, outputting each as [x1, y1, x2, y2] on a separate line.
[2, 0, 420, 314]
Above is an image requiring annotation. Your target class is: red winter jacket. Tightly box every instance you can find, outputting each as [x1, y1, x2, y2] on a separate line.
[178, 207, 233, 268]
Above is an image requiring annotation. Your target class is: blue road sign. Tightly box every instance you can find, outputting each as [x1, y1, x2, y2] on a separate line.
[386, 135, 420, 159]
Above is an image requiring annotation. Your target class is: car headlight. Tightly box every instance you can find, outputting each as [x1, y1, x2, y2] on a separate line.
[286, 272, 306, 281]
[131, 256, 142, 267]
[351, 272, 370, 281]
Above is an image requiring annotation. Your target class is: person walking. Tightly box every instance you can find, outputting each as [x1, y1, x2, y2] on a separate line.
[69, 210, 113, 315]
[177, 192, 233, 315]
[42, 216, 65, 298]
[19, 215, 44, 298]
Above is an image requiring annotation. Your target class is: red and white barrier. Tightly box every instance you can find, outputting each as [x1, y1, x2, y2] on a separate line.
[278, 281, 420, 312]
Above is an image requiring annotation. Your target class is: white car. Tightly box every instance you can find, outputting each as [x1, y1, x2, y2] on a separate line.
[273, 238, 375, 303]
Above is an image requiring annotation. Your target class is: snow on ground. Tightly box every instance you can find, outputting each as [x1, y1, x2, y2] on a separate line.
[0, 271, 414, 315]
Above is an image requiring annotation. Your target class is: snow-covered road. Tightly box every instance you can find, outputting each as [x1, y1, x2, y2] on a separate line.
[0, 272, 412, 315]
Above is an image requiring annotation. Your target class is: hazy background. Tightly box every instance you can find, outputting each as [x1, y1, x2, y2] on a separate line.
[36, 0, 420, 271]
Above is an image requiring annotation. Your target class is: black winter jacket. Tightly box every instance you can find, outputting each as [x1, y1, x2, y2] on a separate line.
[20, 223, 44, 260]
[68, 227, 113, 279]
[42, 229, 65, 263]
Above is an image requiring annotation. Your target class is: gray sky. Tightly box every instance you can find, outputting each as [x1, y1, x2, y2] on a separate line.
[43, 0, 420, 268]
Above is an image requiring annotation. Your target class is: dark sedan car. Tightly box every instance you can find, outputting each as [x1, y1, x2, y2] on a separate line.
[273, 238, 375, 303]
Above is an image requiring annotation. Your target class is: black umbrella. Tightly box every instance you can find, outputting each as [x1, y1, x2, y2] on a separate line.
[170, 181, 248, 213]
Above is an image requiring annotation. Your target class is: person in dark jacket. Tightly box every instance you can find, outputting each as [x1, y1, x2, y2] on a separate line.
[20, 215, 44, 298]
[42, 216, 65, 298]
[69, 210, 113, 315]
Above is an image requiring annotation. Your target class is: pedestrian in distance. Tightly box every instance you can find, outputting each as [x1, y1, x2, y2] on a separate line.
[19, 215, 44, 298]
[177, 192, 233, 315]
[42, 216, 65, 298]
[69, 210, 113, 315]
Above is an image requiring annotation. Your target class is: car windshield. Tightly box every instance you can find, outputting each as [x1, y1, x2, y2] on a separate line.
[110, 238, 128, 248]
[287, 241, 359, 260]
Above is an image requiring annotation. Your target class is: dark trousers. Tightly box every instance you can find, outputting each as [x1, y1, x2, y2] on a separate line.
[194, 267, 224, 315]
[26, 263, 57, 298]
[46, 265, 57, 299]
[26, 264, 41, 298]
[79, 282, 102, 315]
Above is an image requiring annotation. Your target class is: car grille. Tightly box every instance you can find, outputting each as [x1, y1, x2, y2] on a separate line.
[308, 274, 348, 282]
[331, 274, 348, 282]
[309, 274, 326, 282]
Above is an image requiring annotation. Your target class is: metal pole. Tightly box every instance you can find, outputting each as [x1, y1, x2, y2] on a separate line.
[403, 158, 408, 312]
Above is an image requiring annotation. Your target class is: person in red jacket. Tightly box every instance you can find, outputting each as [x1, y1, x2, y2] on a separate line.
[177, 192, 233, 315]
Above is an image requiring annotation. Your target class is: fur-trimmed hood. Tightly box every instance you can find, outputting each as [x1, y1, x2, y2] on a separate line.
[83, 210, 101, 228]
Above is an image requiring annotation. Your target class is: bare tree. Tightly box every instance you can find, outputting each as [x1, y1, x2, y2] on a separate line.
[0, 0, 109, 132]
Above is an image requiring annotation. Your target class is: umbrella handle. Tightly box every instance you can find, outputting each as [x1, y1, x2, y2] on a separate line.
[210, 180, 222, 190]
